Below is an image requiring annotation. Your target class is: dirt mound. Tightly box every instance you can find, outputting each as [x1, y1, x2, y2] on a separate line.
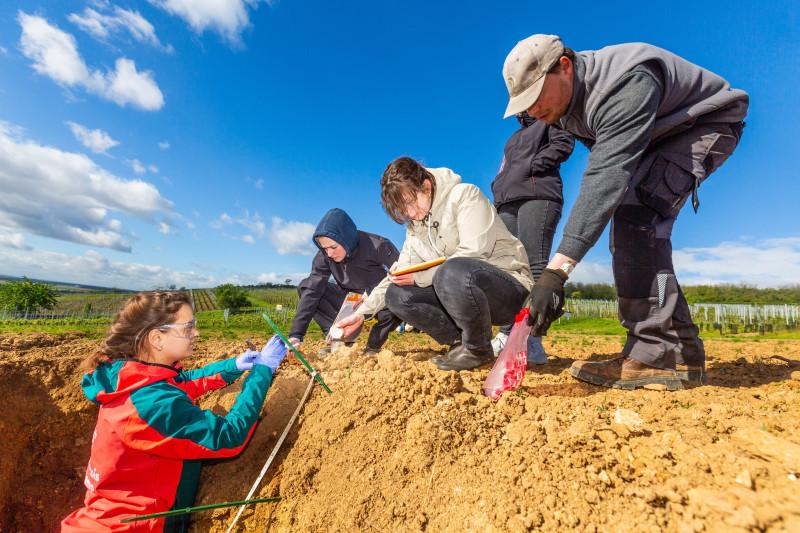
[0, 333, 98, 532]
[2, 333, 800, 532]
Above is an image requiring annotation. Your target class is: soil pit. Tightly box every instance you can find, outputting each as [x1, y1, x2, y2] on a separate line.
[2, 332, 800, 532]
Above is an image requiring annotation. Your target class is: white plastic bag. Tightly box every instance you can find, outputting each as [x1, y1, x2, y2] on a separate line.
[327, 291, 367, 343]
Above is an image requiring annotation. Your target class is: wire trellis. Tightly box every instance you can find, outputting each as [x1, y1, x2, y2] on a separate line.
[564, 299, 800, 334]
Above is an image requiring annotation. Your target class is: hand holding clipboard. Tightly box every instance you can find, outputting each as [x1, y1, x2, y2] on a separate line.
[385, 257, 446, 286]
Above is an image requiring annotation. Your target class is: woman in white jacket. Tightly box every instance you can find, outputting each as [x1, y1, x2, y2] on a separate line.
[339, 157, 533, 371]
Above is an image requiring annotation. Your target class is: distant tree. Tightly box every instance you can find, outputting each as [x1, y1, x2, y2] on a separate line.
[0, 278, 58, 312]
[285, 278, 291, 285]
[169, 284, 177, 290]
[214, 284, 251, 309]
[565, 282, 617, 300]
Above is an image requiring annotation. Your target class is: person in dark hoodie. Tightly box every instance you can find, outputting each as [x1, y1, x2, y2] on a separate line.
[490, 112, 574, 364]
[287, 208, 401, 356]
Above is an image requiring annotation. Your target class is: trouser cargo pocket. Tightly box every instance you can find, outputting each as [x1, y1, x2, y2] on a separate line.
[635, 122, 743, 218]
[634, 155, 696, 220]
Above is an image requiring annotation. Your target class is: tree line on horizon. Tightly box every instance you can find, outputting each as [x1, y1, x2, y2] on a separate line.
[565, 282, 800, 304]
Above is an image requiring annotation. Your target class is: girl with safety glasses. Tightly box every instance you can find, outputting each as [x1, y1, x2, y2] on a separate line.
[62, 291, 287, 532]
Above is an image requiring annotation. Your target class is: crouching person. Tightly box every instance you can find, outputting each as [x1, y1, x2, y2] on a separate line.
[287, 208, 402, 356]
[339, 157, 533, 371]
[61, 291, 287, 532]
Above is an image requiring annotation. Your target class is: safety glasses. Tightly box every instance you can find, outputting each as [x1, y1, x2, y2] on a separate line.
[158, 318, 197, 339]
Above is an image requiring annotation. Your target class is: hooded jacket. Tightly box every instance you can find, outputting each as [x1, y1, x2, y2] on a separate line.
[288, 208, 399, 340]
[491, 116, 574, 206]
[61, 358, 272, 532]
[359, 167, 533, 316]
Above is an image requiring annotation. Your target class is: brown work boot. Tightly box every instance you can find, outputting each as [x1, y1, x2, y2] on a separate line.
[676, 363, 707, 385]
[570, 356, 683, 391]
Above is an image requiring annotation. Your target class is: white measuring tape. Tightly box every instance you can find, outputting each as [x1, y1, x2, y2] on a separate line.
[226, 375, 316, 533]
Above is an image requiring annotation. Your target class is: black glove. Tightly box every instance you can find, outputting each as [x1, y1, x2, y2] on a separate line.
[527, 268, 568, 335]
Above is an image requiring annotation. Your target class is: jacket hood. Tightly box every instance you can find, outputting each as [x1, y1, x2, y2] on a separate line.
[313, 208, 360, 256]
[82, 359, 179, 405]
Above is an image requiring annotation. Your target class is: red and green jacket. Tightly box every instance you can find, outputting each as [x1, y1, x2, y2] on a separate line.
[61, 357, 273, 532]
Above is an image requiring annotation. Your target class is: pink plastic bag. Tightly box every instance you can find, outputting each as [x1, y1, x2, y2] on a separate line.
[482, 308, 531, 400]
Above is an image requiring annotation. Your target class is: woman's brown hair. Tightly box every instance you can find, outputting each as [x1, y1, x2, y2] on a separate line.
[380, 156, 436, 224]
[81, 291, 191, 372]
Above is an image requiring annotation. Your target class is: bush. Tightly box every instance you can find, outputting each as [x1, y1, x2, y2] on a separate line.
[214, 284, 251, 309]
[0, 279, 58, 313]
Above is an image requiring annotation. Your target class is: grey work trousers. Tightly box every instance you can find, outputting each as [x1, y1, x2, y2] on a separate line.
[612, 121, 744, 369]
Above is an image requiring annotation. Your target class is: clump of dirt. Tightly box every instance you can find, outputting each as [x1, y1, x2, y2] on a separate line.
[3, 332, 800, 532]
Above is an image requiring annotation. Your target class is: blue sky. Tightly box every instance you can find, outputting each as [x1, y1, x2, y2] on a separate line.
[0, 0, 798, 289]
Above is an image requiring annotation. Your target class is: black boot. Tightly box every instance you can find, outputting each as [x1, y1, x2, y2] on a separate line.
[431, 342, 461, 364]
[434, 343, 493, 371]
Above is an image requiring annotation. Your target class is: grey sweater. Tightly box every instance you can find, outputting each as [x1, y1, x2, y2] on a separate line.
[555, 43, 749, 261]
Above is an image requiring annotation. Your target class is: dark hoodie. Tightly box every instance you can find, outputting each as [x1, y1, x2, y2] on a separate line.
[491, 115, 574, 206]
[289, 208, 399, 340]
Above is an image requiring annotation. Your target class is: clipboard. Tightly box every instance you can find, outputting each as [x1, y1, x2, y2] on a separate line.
[390, 257, 446, 276]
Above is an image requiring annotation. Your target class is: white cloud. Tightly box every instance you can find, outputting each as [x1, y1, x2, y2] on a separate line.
[68, 5, 173, 53]
[18, 12, 164, 111]
[563, 237, 800, 289]
[211, 210, 266, 238]
[241, 234, 256, 244]
[158, 140, 170, 150]
[0, 122, 173, 252]
[127, 158, 147, 175]
[66, 121, 120, 153]
[104, 58, 164, 110]
[148, 164, 159, 173]
[158, 222, 172, 234]
[569, 260, 614, 284]
[0, 246, 307, 290]
[149, 0, 262, 46]
[0, 46, 8, 55]
[674, 237, 800, 287]
[269, 217, 316, 256]
[231, 271, 308, 286]
[0, 231, 30, 250]
[246, 176, 264, 189]
[0, 247, 213, 290]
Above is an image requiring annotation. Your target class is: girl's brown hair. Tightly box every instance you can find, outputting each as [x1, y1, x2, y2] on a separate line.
[380, 156, 436, 224]
[81, 291, 191, 372]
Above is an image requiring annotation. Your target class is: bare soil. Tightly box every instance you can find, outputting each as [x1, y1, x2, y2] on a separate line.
[1, 331, 799, 532]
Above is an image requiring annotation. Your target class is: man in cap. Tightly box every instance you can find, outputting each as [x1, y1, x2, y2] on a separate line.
[501, 35, 748, 390]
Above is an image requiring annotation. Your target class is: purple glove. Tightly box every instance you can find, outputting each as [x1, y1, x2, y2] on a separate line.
[254, 335, 288, 373]
[235, 349, 260, 371]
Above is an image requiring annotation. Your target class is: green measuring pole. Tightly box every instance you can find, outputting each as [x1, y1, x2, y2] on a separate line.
[262, 312, 333, 395]
[120, 496, 280, 522]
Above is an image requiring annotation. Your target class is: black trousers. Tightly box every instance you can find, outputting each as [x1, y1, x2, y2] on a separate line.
[384, 257, 528, 353]
[497, 198, 561, 334]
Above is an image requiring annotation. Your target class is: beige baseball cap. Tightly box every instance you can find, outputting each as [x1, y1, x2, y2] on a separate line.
[502, 34, 565, 118]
